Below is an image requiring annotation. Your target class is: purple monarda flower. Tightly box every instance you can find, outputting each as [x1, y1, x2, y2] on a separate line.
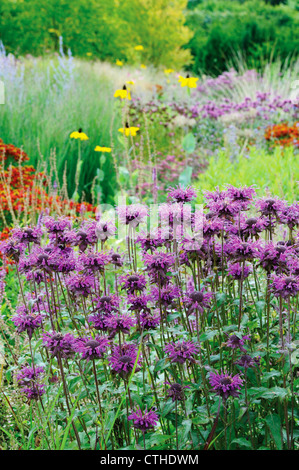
[108, 343, 141, 379]
[256, 197, 286, 218]
[43, 331, 76, 359]
[0, 239, 23, 262]
[117, 203, 149, 227]
[224, 237, 259, 262]
[257, 242, 289, 273]
[65, 272, 94, 298]
[128, 406, 159, 432]
[227, 262, 252, 280]
[12, 226, 43, 245]
[151, 285, 180, 308]
[96, 220, 116, 242]
[224, 333, 250, 353]
[278, 203, 299, 230]
[235, 354, 261, 369]
[75, 335, 109, 361]
[167, 184, 197, 203]
[225, 185, 256, 209]
[16, 365, 46, 401]
[209, 371, 243, 400]
[185, 288, 213, 315]
[164, 340, 199, 364]
[79, 250, 110, 273]
[166, 382, 186, 402]
[44, 216, 72, 235]
[67, 221, 98, 251]
[120, 273, 147, 294]
[140, 310, 160, 330]
[109, 251, 124, 267]
[16, 365, 45, 385]
[270, 274, 299, 299]
[12, 310, 43, 340]
[104, 313, 136, 339]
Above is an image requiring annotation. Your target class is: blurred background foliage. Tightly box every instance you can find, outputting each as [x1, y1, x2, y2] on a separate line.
[0, 0, 298, 73]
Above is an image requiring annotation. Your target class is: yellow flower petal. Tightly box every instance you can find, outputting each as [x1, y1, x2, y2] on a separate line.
[134, 45, 144, 51]
[94, 146, 112, 152]
[114, 89, 131, 100]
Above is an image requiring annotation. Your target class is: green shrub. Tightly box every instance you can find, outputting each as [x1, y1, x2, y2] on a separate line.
[195, 146, 299, 203]
[0, 0, 192, 69]
[185, 0, 299, 75]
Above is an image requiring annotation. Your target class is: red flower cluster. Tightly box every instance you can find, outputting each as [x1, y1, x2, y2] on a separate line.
[0, 138, 29, 163]
[265, 122, 299, 148]
[0, 139, 96, 244]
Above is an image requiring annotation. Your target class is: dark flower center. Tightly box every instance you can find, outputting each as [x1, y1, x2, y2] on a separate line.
[85, 340, 100, 349]
[119, 355, 132, 364]
[128, 275, 139, 282]
[77, 231, 87, 239]
[220, 377, 232, 386]
[100, 296, 112, 303]
[245, 217, 257, 227]
[189, 291, 204, 303]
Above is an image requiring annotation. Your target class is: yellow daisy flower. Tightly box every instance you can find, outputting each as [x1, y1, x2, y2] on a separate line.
[134, 45, 144, 51]
[178, 74, 198, 88]
[140, 64, 147, 69]
[116, 59, 123, 66]
[86, 52, 92, 57]
[126, 80, 135, 85]
[114, 85, 131, 100]
[118, 124, 140, 137]
[94, 146, 112, 153]
[164, 68, 174, 75]
[70, 129, 89, 140]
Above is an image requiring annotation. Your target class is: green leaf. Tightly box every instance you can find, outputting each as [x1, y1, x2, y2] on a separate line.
[265, 414, 283, 450]
[230, 437, 252, 449]
[179, 165, 193, 188]
[182, 133, 196, 153]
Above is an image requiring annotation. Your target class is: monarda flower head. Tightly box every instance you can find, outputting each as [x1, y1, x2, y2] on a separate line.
[108, 343, 141, 379]
[43, 331, 76, 359]
[75, 335, 109, 361]
[224, 236, 260, 262]
[140, 310, 160, 330]
[128, 406, 159, 433]
[256, 197, 287, 218]
[164, 339, 199, 364]
[223, 332, 251, 353]
[12, 226, 43, 245]
[16, 365, 46, 401]
[184, 288, 213, 315]
[150, 284, 180, 308]
[116, 203, 148, 227]
[278, 203, 299, 230]
[120, 273, 147, 294]
[65, 272, 94, 298]
[78, 250, 110, 273]
[235, 354, 261, 369]
[95, 220, 116, 242]
[270, 273, 299, 299]
[104, 313, 136, 339]
[257, 242, 289, 273]
[167, 184, 197, 204]
[209, 370, 243, 400]
[166, 382, 187, 402]
[227, 262, 252, 280]
[12, 309, 43, 340]
[43, 216, 72, 235]
[68, 221, 98, 252]
[225, 185, 256, 210]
